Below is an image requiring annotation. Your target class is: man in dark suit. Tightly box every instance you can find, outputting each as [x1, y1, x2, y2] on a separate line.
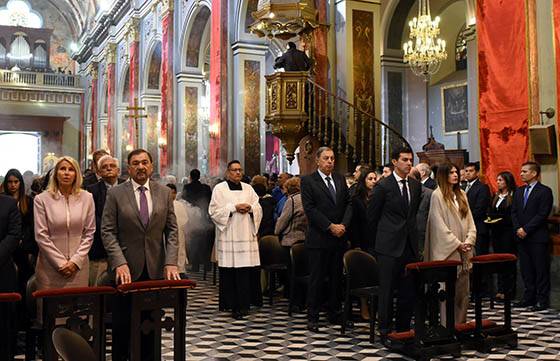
[102, 149, 179, 361]
[0, 195, 21, 292]
[301, 147, 352, 332]
[82, 149, 109, 188]
[181, 168, 211, 210]
[511, 161, 553, 311]
[416, 162, 437, 190]
[464, 162, 491, 257]
[274, 42, 312, 71]
[367, 146, 422, 340]
[86, 155, 124, 285]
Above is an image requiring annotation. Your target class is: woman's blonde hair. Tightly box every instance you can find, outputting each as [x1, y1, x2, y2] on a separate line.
[47, 156, 83, 196]
[436, 162, 469, 218]
[285, 177, 301, 195]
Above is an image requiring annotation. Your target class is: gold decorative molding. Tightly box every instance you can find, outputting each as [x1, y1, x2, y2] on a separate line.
[106, 43, 117, 64]
[161, 0, 174, 13]
[88, 63, 99, 79]
[126, 17, 141, 42]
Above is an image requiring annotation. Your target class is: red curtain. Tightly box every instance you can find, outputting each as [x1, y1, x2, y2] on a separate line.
[160, 13, 173, 175]
[477, 0, 529, 191]
[555, 0, 560, 126]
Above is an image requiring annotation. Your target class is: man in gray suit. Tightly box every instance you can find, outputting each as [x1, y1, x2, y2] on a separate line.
[102, 148, 179, 361]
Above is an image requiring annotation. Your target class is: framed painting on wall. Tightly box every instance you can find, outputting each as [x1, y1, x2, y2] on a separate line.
[441, 82, 468, 134]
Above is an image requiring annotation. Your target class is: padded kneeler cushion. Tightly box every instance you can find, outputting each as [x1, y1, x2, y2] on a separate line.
[405, 260, 462, 271]
[455, 319, 497, 333]
[0, 292, 22, 302]
[117, 279, 196, 293]
[33, 286, 116, 298]
[470, 253, 517, 263]
[388, 330, 415, 341]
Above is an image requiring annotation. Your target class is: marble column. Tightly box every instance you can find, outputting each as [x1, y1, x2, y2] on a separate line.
[88, 63, 99, 151]
[209, 0, 228, 175]
[160, 0, 174, 175]
[106, 43, 116, 154]
[128, 18, 140, 149]
[465, 25, 480, 162]
[232, 43, 267, 175]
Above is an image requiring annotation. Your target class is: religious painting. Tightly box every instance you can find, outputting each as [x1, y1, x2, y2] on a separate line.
[442, 83, 468, 134]
[387, 71, 404, 152]
[185, 7, 210, 68]
[120, 114, 130, 171]
[244, 60, 261, 176]
[146, 105, 160, 174]
[147, 42, 162, 90]
[352, 10, 376, 164]
[122, 67, 130, 104]
[244, 0, 258, 31]
[184, 87, 198, 170]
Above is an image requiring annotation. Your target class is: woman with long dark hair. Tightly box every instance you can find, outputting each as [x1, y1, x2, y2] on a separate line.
[487, 171, 517, 300]
[3, 169, 36, 280]
[425, 162, 476, 323]
[350, 167, 377, 252]
[3, 169, 36, 328]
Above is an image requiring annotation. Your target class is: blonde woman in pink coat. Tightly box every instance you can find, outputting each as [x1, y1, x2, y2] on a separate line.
[34, 156, 95, 290]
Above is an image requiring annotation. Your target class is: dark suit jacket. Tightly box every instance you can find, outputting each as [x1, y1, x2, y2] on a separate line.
[301, 171, 352, 249]
[422, 177, 437, 190]
[102, 180, 178, 281]
[367, 174, 422, 258]
[511, 182, 553, 244]
[274, 48, 311, 71]
[87, 179, 125, 260]
[466, 179, 491, 236]
[0, 195, 22, 292]
[82, 171, 100, 189]
[182, 180, 212, 211]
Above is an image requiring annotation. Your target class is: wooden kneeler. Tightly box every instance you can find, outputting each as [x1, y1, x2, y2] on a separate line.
[0, 292, 22, 361]
[32, 286, 116, 361]
[116, 279, 196, 361]
[386, 260, 462, 361]
[456, 254, 518, 352]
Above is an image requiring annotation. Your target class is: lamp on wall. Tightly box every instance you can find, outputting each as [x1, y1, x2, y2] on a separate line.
[402, 0, 447, 81]
[209, 123, 219, 139]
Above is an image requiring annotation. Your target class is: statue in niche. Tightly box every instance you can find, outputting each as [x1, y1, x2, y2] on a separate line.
[265, 152, 279, 175]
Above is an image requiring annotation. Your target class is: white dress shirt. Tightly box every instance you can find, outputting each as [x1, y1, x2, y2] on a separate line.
[393, 172, 410, 201]
[131, 179, 153, 216]
[317, 169, 336, 193]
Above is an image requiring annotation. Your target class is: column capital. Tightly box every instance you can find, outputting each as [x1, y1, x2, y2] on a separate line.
[88, 62, 99, 79]
[161, 0, 173, 13]
[106, 43, 117, 64]
[126, 17, 141, 42]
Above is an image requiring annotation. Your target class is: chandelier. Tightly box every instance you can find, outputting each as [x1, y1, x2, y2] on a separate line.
[403, 0, 447, 81]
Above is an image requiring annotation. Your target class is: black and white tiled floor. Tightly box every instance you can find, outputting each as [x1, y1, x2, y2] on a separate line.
[17, 271, 560, 360]
[167, 272, 560, 360]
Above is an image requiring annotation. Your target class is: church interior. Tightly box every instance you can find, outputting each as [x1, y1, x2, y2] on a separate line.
[1, 0, 560, 359]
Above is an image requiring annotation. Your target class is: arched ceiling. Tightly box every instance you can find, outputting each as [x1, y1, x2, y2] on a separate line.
[0, 0, 99, 37]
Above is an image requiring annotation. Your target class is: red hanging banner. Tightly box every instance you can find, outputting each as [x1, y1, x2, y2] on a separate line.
[106, 62, 115, 154]
[477, 0, 529, 191]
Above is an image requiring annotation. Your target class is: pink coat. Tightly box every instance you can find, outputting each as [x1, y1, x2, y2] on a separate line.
[34, 190, 95, 290]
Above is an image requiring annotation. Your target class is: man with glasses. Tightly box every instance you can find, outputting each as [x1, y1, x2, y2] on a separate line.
[101, 148, 179, 361]
[209, 160, 263, 320]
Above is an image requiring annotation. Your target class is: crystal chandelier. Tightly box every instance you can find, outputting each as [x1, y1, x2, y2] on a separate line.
[403, 0, 447, 81]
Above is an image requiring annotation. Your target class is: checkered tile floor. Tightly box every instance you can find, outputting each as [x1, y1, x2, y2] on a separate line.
[16, 271, 560, 360]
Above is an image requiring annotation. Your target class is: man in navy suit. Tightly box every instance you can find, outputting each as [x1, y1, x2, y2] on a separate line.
[368, 146, 422, 340]
[511, 161, 553, 311]
[301, 147, 352, 332]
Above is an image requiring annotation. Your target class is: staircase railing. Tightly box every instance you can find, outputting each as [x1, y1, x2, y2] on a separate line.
[305, 78, 411, 167]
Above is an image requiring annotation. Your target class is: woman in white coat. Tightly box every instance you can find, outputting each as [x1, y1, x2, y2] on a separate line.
[424, 162, 476, 323]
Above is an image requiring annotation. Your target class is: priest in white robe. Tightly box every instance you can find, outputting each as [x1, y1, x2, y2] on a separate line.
[209, 160, 263, 319]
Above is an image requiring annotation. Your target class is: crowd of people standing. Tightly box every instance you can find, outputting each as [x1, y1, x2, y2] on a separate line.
[0, 144, 555, 358]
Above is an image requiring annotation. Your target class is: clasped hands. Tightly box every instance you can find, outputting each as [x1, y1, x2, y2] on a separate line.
[516, 227, 527, 239]
[328, 223, 346, 238]
[457, 243, 472, 253]
[58, 261, 78, 278]
[235, 203, 252, 214]
[115, 264, 181, 285]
